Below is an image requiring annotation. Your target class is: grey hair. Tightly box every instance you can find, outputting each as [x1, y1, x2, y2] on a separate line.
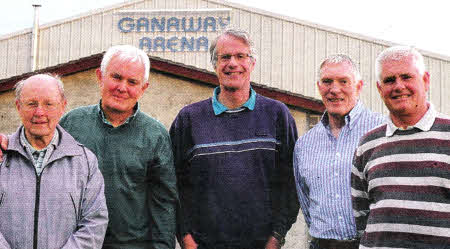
[15, 73, 66, 102]
[375, 46, 425, 82]
[318, 54, 362, 82]
[101, 45, 151, 82]
[209, 28, 256, 69]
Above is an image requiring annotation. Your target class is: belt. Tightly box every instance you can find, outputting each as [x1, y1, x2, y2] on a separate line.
[198, 245, 265, 249]
[312, 237, 360, 249]
[197, 240, 266, 249]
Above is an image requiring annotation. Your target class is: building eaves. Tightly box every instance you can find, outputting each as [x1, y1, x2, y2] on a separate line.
[0, 54, 325, 114]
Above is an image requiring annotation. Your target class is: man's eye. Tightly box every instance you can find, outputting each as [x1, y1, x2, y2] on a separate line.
[112, 74, 121, 80]
[321, 79, 332, 84]
[236, 54, 245, 59]
[383, 76, 396, 84]
[220, 55, 231, 60]
[401, 75, 412, 80]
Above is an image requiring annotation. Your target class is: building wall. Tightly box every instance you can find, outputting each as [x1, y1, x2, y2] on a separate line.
[1, 0, 449, 115]
[0, 68, 309, 134]
[0, 68, 310, 248]
[0, 90, 17, 133]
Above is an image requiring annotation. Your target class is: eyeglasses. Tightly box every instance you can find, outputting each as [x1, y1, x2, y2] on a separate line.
[217, 53, 252, 63]
[20, 101, 61, 112]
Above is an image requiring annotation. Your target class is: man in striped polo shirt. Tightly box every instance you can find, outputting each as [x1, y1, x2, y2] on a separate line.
[293, 55, 384, 249]
[351, 46, 450, 248]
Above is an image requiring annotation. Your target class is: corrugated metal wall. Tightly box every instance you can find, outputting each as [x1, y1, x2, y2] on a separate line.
[1, 0, 449, 114]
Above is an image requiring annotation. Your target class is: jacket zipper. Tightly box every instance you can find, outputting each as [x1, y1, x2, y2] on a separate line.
[33, 172, 41, 249]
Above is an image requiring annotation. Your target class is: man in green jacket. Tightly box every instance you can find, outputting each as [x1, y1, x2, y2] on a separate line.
[60, 45, 178, 249]
[1, 45, 178, 249]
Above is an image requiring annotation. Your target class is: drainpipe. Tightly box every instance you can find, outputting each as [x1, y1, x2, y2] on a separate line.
[31, 3, 41, 71]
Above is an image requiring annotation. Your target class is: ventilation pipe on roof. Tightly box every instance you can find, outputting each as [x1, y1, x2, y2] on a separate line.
[31, 3, 41, 71]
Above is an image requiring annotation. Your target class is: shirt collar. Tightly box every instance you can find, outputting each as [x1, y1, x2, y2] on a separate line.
[212, 86, 256, 115]
[97, 100, 140, 127]
[385, 102, 436, 137]
[320, 100, 364, 129]
[20, 126, 59, 153]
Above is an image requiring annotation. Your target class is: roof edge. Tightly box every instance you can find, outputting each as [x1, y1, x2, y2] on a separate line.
[208, 0, 450, 62]
[0, 53, 324, 113]
[1, 0, 449, 62]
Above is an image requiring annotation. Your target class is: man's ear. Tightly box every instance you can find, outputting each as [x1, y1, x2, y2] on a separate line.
[62, 99, 67, 111]
[356, 79, 364, 95]
[376, 81, 382, 95]
[423, 71, 430, 92]
[142, 81, 149, 91]
[96, 68, 103, 88]
[15, 99, 21, 112]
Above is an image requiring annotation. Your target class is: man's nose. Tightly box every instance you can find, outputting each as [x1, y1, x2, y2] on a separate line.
[33, 105, 46, 115]
[227, 55, 239, 67]
[117, 81, 127, 92]
[392, 78, 406, 91]
[329, 81, 341, 92]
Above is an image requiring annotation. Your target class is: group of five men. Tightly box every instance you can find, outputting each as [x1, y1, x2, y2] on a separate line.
[0, 29, 448, 249]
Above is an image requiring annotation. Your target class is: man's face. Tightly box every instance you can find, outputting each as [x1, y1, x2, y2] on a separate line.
[214, 34, 255, 91]
[317, 62, 362, 118]
[97, 55, 149, 116]
[16, 75, 66, 142]
[377, 55, 430, 121]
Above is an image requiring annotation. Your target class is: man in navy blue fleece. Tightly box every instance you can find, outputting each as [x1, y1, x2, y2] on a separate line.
[170, 29, 299, 249]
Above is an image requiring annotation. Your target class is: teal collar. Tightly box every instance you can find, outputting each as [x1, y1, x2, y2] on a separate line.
[212, 87, 256, 115]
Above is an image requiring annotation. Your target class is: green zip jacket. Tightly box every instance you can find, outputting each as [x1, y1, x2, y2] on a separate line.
[59, 103, 177, 249]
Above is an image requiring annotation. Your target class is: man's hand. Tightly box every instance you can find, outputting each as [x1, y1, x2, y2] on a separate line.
[265, 236, 282, 249]
[0, 133, 8, 162]
[182, 234, 198, 249]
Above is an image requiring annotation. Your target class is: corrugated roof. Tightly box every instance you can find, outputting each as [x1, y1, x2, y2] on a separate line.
[1, 0, 449, 62]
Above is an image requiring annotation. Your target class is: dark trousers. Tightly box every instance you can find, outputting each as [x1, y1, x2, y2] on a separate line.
[197, 240, 266, 249]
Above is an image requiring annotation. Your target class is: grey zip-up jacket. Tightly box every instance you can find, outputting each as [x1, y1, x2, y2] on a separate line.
[0, 125, 108, 249]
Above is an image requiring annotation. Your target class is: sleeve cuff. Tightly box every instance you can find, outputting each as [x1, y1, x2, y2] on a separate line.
[272, 231, 286, 246]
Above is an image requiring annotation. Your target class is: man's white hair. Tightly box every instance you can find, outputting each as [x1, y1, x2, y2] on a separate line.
[375, 46, 425, 82]
[100, 45, 151, 82]
[318, 54, 362, 82]
[14, 73, 66, 102]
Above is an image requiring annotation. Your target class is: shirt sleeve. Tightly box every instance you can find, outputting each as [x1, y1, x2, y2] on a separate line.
[271, 107, 300, 239]
[293, 139, 312, 227]
[351, 147, 370, 237]
[62, 148, 108, 249]
[148, 129, 178, 249]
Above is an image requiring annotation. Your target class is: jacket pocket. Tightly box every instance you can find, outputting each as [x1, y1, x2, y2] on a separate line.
[0, 192, 3, 207]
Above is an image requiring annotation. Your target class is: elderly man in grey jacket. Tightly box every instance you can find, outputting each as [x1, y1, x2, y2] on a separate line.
[0, 74, 108, 249]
